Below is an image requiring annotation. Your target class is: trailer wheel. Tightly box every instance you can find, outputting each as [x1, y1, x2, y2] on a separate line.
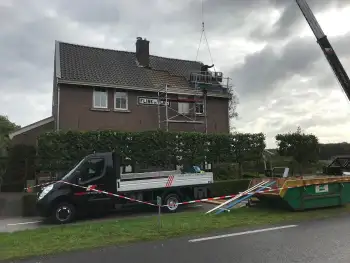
[163, 193, 181, 213]
[51, 202, 76, 224]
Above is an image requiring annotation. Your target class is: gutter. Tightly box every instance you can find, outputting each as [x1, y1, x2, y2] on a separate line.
[55, 41, 62, 131]
[57, 83, 60, 131]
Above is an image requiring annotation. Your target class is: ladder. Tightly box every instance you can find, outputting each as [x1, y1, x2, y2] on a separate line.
[206, 180, 276, 215]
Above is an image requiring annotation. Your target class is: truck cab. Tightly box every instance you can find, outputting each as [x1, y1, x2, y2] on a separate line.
[36, 152, 119, 224]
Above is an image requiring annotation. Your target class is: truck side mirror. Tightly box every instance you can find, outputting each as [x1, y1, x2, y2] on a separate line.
[75, 170, 82, 184]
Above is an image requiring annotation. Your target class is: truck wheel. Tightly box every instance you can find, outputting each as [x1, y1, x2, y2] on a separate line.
[163, 193, 181, 213]
[51, 202, 76, 224]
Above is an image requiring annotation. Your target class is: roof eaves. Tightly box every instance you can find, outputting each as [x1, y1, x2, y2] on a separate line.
[57, 79, 230, 98]
[9, 116, 54, 140]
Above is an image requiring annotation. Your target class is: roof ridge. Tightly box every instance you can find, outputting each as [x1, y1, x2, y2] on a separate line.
[57, 40, 134, 55]
[56, 40, 203, 65]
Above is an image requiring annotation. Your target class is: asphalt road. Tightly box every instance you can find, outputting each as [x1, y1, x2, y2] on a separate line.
[0, 203, 208, 233]
[8, 214, 350, 263]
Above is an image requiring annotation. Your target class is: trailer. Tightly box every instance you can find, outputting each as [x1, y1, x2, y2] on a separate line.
[323, 156, 350, 176]
[36, 152, 213, 224]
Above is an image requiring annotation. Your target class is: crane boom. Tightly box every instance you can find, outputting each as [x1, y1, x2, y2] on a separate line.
[295, 0, 350, 102]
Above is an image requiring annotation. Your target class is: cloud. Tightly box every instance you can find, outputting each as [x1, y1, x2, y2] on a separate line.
[0, 0, 350, 148]
[234, 79, 350, 147]
[251, 0, 350, 41]
[231, 32, 350, 101]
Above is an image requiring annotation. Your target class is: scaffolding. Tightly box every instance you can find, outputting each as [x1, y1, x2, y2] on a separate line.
[157, 71, 232, 133]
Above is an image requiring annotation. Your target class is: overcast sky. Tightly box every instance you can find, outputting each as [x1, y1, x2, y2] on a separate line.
[1, 0, 350, 147]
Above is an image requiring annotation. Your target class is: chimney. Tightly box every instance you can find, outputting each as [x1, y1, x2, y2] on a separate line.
[136, 37, 150, 68]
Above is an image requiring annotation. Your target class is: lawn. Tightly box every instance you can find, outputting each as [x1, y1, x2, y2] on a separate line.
[1, 205, 350, 260]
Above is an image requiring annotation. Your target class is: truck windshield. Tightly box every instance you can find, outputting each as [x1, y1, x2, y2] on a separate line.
[60, 158, 86, 182]
[193, 166, 201, 173]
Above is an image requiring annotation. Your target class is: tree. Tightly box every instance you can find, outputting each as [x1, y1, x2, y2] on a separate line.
[275, 127, 319, 176]
[0, 115, 20, 134]
[319, 142, 350, 160]
[228, 87, 239, 131]
[0, 115, 20, 155]
[0, 115, 20, 188]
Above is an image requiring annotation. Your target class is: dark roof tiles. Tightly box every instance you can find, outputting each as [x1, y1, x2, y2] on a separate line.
[57, 41, 229, 97]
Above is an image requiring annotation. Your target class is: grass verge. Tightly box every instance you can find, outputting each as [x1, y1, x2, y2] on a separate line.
[1, 205, 350, 260]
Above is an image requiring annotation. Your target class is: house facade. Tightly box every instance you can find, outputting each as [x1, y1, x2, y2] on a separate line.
[10, 37, 232, 145]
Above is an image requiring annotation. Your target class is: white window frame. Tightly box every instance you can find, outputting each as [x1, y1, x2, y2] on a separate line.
[195, 101, 205, 114]
[93, 88, 108, 109]
[114, 91, 128, 110]
[178, 96, 189, 114]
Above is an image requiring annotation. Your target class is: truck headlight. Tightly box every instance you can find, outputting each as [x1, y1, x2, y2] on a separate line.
[38, 184, 54, 200]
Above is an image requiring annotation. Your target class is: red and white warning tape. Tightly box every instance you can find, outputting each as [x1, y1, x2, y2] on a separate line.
[24, 181, 56, 191]
[25, 178, 347, 208]
[23, 180, 266, 206]
[61, 181, 286, 208]
[61, 181, 158, 207]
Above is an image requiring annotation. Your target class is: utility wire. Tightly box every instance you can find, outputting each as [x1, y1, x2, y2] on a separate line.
[203, 27, 216, 72]
[195, 0, 216, 72]
[195, 23, 204, 62]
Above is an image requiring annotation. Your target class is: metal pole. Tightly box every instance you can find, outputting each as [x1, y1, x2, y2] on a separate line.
[158, 203, 161, 230]
[157, 90, 161, 129]
[194, 82, 198, 132]
[157, 196, 162, 231]
[204, 89, 208, 134]
[165, 84, 169, 131]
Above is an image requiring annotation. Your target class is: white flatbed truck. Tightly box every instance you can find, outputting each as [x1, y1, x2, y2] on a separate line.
[36, 152, 213, 224]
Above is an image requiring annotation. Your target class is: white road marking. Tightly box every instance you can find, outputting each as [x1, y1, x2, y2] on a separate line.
[188, 224, 298, 243]
[7, 221, 42, 226]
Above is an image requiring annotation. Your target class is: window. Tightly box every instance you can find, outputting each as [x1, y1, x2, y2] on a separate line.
[195, 102, 205, 114]
[178, 96, 189, 114]
[93, 88, 108, 109]
[114, 91, 128, 110]
[80, 158, 105, 182]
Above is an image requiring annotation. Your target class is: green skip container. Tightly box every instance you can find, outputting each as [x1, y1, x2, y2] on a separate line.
[254, 177, 350, 211]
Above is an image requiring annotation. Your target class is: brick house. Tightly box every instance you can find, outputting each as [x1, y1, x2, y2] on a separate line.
[9, 37, 232, 145]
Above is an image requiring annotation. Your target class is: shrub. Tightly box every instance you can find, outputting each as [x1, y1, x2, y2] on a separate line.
[212, 163, 239, 180]
[209, 179, 251, 197]
[242, 173, 263, 179]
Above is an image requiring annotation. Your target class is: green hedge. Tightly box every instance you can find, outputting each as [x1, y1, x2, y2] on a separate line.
[209, 179, 251, 197]
[37, 130, 265, 172]
[212, 163, 239, 181]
